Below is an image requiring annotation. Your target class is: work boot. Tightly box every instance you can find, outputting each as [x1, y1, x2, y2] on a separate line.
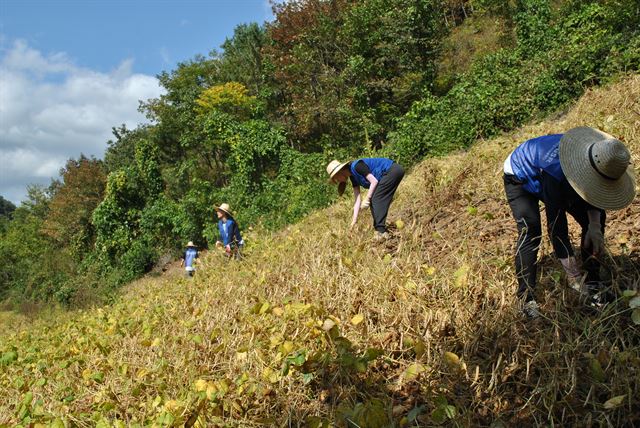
[522, 300, 540, 319]
[373, 231, 390, 241]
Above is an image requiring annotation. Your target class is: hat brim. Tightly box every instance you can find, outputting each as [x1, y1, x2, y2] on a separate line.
[328, 162, 349, 180]
[560, 127, 636, 210]
[216, 206, 233, 216]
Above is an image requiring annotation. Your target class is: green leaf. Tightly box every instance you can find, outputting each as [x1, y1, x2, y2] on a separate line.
[631, 308, 640, 325]
[90, 371, 105, 383]
[589, 357, 605, 383]
[22, 391, 33, 407]
[622, 289, 637, 298]
[444, 404, 457, 419]
[431, 407, 446, 424]
[1, 350, 18, 366]
[407, 405, 426, 421]
[629, 296, 640, 309]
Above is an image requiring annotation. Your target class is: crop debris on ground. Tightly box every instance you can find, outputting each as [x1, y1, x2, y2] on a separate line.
[1, 76, 639, 427]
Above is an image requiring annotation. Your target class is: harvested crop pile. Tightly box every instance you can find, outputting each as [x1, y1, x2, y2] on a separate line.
[1, 76, 639, 426]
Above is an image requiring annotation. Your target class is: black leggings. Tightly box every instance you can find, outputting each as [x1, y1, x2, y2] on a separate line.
[503, 174, 605, 301]
[371, 163, 405, 232]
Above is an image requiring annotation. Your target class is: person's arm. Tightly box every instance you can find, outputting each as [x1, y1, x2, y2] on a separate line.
[180, 251, 185, 267]
[353, 161, 378, 208]
[351, 186, 361, 228]
[541, 173, 582, 283]
[585, 209, 605, 256]
[223, 220, 232, 249]
[361, 173, 379, 208]
[542, 173, 574, 260]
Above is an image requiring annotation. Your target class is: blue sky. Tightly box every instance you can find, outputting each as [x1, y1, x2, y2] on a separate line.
[0, 0, 274, 204]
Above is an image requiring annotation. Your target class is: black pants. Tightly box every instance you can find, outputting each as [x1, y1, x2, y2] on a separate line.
[503, 174, 605, 301]
[371, 163, 405, 233]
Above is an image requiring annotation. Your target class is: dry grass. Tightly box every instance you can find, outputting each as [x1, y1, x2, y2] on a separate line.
[1, 75, 639, 427]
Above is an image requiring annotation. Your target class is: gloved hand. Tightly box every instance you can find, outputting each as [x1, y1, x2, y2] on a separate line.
[560, 256, 582, 292]
[584, 223, 605, 256]
[560, 256, 581, 279]
[361, 198, 371, 209]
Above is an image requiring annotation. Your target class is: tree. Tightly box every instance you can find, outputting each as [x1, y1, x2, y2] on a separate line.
[42, 156, 106, 257]
[0, 196, 16, 218]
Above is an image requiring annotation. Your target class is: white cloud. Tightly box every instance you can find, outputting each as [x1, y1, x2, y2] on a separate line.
[0, 39, 164, 204]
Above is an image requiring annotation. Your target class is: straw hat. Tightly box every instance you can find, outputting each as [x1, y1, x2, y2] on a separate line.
[326, 160, 349, 180]
[559, 127, 636, 210]
[186, 241, 196, 247]
[216, 203, 233, 216]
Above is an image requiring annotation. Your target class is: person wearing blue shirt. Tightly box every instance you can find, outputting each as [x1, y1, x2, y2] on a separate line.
[326, 157, 404, 240]
[503, 127, 635, 318]
[180, 241, 198, 277]
[215, 203, 244, 260]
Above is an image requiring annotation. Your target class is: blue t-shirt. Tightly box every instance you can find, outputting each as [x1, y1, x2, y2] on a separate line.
[218, 218, 242, 246]
[508, 134, 565, 197]
[183, 247, 198, 268]
[349, 158, 394, 188]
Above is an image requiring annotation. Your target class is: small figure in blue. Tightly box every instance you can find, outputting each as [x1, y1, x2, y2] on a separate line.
[326, 158, 405, 240]
[180, 241, 199, 277]
[503, 127, 635, 318]
[215, 203, 244, 260]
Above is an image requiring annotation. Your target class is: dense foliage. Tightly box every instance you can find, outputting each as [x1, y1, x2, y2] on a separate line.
[1, 0, 638, 306]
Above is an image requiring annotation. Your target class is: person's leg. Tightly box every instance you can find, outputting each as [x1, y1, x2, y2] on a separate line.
[567, 202, 606, 283]
[370, 163, 405, 233]
[504, 174, 543, 302]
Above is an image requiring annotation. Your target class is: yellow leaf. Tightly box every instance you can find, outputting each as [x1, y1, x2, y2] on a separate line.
[395, 219, 405, 230]
[272, 307, 284, 317]
[194, 379, 208, 392]
[400, 363, 426, 383]
[281, 341, 294, 354]
[603, 395, 626, 409]
[454, 264, 469, 288]
[351, 314, 364, 326]
[322, 319, 336, 331]
[423, 265, 436, 276]
[205, 383, 217, 400]
[404, 280, 417, 291]
[259, 302, 271, 314]
[444, 351, 461, 368]
[414, 340, 426, 358]
[81, 368, 92, 381]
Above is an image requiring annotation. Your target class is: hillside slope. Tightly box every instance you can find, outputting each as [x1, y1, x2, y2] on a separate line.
[1, 75, 639, 427]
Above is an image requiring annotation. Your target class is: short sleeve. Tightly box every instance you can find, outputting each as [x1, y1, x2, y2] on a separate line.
[354, 161, 371, 177]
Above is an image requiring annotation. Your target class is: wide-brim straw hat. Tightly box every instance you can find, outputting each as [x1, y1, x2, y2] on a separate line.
[186, 241, 196, 247]
[559, 127, 636, 210]
[216, 203, 233, 216]
[326, 160, 349, 180]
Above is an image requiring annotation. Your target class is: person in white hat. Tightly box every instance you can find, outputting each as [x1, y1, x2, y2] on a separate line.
[180, 241, 198, 277]
[215, 203, 244, 259]
[326, 157, 404, 239]
[503, 127, 635, 318]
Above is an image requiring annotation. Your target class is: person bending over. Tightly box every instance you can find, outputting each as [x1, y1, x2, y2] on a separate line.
[326, 157, 404, 240]
[503, 127, 635, 318]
